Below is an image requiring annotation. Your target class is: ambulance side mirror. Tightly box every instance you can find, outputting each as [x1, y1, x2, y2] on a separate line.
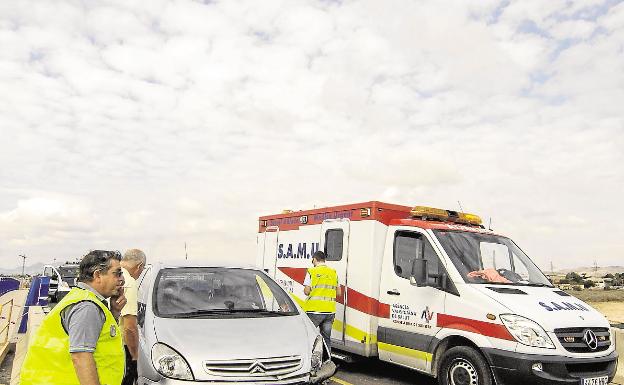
[410, 259, 428, 287]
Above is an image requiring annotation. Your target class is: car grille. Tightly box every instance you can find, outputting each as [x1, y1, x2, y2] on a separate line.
[554, 327, 610, 353]
[204, 355, 303, 377]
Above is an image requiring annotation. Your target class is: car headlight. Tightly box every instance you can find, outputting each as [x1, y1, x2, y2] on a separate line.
[311, 336, 323, 371]
[500, 314, 555, 349]
[60, 281, 70, 288]
[151, 342, 194, 380]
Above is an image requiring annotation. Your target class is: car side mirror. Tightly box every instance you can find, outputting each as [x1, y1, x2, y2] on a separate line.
[410, 259, 428, 287]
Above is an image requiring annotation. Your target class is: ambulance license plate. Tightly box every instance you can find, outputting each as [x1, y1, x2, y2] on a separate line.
[580, 376, 608, 385]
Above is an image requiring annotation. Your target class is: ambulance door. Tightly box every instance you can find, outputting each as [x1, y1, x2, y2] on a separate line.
[320, 219, 350, 345]
[263, 226, 280, 279]
[377, 227, 449, 373]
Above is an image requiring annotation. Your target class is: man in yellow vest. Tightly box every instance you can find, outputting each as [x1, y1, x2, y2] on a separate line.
[304, 251, 342, 353]
[20, 250, 127, 385]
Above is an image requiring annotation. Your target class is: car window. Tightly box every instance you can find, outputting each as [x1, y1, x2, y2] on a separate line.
[394, 231, 441, 286]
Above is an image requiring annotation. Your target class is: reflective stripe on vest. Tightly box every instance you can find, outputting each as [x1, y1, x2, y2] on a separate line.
[20, 287, 125, 385]
[305, 265, 338, 313]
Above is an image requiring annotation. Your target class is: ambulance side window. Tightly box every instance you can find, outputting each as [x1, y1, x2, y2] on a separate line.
[324, 229, 343, 261]
[393, 231, 440, 285]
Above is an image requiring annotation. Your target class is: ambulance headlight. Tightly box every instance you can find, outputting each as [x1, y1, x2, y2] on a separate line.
[151, 342, 194, 380]
[311, 336, 323, 371]
[500, 314, 555, 349]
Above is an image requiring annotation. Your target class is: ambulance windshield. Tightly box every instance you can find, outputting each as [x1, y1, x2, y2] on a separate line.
[433, 230, 552, 287]
[154, 267, 299, 318]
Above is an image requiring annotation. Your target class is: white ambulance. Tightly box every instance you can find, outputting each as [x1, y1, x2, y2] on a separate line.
[256, 201, 618, 385]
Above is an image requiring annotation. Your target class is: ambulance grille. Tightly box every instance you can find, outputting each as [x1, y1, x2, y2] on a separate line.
[203, 355, 303, 377]
[554, 327, 611, 353]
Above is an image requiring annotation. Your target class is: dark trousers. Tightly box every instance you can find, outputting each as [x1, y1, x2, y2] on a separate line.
[306, 312, 335, 353]
[122, 345, 137, 385]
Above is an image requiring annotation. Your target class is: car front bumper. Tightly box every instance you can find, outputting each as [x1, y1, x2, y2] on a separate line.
[482, 348, 618, 385]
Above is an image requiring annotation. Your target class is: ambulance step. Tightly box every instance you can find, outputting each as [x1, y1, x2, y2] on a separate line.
[330, 351, 357, 363]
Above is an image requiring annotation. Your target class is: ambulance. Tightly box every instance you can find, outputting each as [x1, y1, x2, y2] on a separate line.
[256, 201, 618, 385]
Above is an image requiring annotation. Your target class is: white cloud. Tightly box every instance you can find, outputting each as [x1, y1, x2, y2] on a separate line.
[0, 0, 622, 269]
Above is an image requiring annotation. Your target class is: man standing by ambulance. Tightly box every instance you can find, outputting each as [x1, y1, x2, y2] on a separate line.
[20, 250, 126, 385]
[304, 251, 342, 353]
[119, 249, 147, 385]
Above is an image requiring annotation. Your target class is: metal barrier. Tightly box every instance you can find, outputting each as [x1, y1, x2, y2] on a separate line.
[0, 298, 14, 345]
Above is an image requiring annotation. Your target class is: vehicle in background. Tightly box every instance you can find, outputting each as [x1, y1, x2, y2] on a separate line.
[257, 201, 618, 385]
[137, 262, 336, 384]
[43, 263, 79, 302]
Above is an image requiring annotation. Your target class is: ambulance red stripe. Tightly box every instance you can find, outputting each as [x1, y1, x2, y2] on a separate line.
[277, 267, 512, 341]
[436, 313, 514, 341]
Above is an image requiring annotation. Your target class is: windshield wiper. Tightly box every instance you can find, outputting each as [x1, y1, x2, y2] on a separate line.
[169, 309, 236, 317]
[171, 309, 289, 317]
[521, 283, 553, 287]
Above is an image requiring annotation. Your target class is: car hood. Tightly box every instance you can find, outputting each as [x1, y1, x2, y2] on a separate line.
[153, 314, 313, 378]
[473, 285, 610, 331]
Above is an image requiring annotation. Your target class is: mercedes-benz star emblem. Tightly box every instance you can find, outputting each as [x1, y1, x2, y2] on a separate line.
[583, 329, 598, 350]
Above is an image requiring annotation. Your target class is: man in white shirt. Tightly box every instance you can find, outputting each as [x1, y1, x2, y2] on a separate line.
[120, 249, 147, 385]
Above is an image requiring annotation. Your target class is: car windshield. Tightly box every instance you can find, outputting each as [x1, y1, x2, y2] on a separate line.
[59, 266, 79, 277]
[433, 230, 552, 286]
[154, 267, 299, 318]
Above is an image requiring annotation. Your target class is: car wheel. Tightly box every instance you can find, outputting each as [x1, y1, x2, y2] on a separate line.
[438, 346, 493, 385]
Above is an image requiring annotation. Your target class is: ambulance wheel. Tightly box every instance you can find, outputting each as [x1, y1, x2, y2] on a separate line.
[438, 346, 493, 385]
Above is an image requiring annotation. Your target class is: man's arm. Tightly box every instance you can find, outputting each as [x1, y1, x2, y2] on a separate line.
[303, 271, 311, 296]
[122, 314, 139, 359]
[71, 352, 100, 385]
[336, 285, 343, 300]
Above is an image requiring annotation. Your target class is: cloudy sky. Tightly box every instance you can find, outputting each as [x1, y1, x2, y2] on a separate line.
[1, 0, 623, 271]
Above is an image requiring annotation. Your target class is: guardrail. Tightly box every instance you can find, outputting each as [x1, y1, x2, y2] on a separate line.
[1, 298, 14, 345]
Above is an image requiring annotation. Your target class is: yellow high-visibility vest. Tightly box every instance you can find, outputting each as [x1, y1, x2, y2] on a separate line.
[20, 287, 125, 385]
[305, 265, 338, 313]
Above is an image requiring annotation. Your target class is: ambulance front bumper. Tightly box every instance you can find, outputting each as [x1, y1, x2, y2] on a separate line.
[482, 348, 618, 385]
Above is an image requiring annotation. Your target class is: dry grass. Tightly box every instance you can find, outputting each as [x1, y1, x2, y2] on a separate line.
[565, 289, 624, 303]
[564, 289, 624, 324]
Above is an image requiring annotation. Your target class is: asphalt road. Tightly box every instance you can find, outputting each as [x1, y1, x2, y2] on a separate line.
[328, 358, 437, 385]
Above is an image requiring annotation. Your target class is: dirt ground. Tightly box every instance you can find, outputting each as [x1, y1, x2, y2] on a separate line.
[566, 289, 624, 325]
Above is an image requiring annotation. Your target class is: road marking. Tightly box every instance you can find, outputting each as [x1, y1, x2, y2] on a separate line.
[331, 376, 355, 385]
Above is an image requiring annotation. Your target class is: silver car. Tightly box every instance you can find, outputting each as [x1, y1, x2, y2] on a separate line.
[137, 263, 336, 385]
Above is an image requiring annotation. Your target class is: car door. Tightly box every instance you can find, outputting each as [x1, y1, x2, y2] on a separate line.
[44, 266, 57, 296]
[320, 219, 350, 345]
[377, 227, 449, 373]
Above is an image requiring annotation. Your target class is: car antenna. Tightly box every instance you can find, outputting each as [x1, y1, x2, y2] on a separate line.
[457, 200, 464, 212]
[488, 217, 493, 231]
[185, 242, 188, 260]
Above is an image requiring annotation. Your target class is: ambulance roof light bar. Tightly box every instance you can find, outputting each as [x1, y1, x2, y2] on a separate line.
[410, 205, 483, 226]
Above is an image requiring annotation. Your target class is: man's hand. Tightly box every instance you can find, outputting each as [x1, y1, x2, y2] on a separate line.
[110, 287, 127, 319]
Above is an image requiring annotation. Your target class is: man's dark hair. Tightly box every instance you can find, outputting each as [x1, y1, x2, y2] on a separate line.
[78, 250, 122, 282]
[312, 251, 326, 261]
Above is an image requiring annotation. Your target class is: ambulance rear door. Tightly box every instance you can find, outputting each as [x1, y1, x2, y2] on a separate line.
[262, 226, 280, 278]
[320, 219, 350, 345]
